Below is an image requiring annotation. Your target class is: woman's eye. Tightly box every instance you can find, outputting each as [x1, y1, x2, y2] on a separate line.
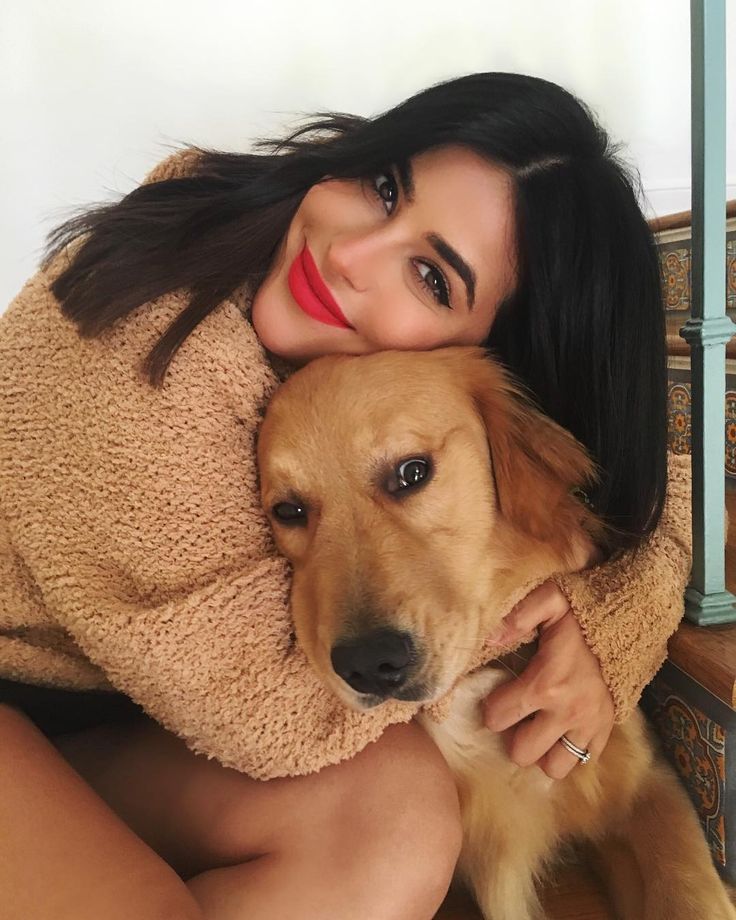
[414, 260, 451, 308]
[272, 501, 308, 526]
[368, 169, 451, 309]
[372, 171, 398, 214]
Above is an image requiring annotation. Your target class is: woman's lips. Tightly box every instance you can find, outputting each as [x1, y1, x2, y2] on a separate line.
[288, 244, 353, 329]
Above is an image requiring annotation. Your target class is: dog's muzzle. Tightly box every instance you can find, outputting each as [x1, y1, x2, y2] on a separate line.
[330, 628, 418, 699]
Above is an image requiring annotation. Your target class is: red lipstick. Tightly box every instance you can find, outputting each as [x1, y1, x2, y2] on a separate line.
[288, 244, 353, 329]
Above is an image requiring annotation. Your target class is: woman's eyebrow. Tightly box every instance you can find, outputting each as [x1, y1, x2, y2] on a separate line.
[396, 160, 476, 309]
[425, 233, 476, 309]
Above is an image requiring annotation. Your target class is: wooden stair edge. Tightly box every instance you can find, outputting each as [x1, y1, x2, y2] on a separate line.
[667, 621, 736, 710]
[664, 490, 736, 711]
[649, 198, 736, 234]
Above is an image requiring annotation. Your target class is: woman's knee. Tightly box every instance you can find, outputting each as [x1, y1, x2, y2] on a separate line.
[176, 718, 461, 917]
[335, 721, 462, 917]
[342, 720, 461, 846]
[256, 720, 462, 919]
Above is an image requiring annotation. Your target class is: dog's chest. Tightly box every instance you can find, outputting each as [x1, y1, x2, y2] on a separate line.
[418, 666, 554, 803]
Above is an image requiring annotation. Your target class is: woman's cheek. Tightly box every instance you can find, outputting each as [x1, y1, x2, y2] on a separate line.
[364, 306, 445, 351]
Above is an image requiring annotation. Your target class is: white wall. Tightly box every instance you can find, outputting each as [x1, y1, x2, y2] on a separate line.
[1, 0, 734, 311]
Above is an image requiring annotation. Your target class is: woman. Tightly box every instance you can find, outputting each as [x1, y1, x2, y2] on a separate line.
[0, 72, 690, 919]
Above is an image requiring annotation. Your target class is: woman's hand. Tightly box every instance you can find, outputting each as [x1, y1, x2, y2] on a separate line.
[482, 581, 615, 779]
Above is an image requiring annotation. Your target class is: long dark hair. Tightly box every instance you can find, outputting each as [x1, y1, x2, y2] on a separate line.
[43, 72, 667, 551]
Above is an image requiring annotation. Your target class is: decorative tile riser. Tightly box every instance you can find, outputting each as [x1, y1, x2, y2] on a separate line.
[657, 225, 736, 315]
[666, 374, 736, 486]
[659, 222, 736, 485]
[641, 660, 734, 883]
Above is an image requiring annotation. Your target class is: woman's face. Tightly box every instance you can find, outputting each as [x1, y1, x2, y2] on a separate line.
[251, 145, 517, 365]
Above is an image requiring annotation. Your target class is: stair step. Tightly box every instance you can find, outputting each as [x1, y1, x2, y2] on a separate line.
[666, 489, 736, 711]
[669, 621, 736, 709]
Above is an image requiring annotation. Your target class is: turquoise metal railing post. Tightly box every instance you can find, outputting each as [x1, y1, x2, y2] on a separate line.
[680, 0, 736, 624]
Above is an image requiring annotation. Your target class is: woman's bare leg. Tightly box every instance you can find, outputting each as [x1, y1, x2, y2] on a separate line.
[55, 716, 462, 920]
[0, 704, 201, 920]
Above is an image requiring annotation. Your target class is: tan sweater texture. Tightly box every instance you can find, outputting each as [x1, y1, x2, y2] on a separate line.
[0, 151, 693, 779]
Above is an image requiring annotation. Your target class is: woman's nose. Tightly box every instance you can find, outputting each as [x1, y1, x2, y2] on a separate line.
[325, 230, 383, 293]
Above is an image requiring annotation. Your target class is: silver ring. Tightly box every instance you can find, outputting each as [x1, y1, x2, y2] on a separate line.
[559, 734, 591, 764]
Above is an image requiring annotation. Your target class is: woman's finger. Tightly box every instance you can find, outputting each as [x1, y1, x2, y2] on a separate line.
[539, 730, 599, 780]
[488, 581, 571, 648]
[482, 673, 539, 732]
[505, 710, 571, 769]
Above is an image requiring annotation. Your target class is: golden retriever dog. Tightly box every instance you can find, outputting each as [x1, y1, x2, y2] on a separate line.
[257, 346, 735, 920]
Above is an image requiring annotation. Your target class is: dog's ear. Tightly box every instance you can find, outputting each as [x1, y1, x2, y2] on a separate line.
[460, 349, 598, 545]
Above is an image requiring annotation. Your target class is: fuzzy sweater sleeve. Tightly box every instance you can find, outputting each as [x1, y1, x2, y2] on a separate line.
[0, 269, 417, 780]
[142, 147, 205, 183]
[551, 453, 693, 722]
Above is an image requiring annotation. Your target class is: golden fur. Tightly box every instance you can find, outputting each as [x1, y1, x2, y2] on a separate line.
[258, 346, 735, 919]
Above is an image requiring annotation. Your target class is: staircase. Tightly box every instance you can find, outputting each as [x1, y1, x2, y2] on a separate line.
[638, 207, 736, 886]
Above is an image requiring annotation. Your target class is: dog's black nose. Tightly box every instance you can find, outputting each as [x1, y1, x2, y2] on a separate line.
[331, 629, 414, 697]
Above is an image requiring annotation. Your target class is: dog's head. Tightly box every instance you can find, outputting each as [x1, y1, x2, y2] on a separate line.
[258, 347, 600, 710]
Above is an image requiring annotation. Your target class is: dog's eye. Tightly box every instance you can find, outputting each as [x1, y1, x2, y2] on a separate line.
[272, 501, 308, 526]
[388, 457, 432, 494]
[398, 459, 429, 486]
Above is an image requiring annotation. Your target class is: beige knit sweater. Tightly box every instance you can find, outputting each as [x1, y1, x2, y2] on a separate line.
[0, 150, 692, 779]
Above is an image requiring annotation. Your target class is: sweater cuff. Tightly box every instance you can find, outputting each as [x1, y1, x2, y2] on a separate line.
[551, 544, 687, 722]
[551, 454, 693, 721]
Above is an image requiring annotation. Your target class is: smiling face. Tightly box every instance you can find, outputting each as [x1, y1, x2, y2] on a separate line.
[251, 146, 517, 365]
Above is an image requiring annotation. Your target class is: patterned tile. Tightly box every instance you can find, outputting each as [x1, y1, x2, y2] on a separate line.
[660, 245, 691, 311]
[667, 381, 736, 479]
[647, 693, 727, 867]
[657, 228, 736, 313]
